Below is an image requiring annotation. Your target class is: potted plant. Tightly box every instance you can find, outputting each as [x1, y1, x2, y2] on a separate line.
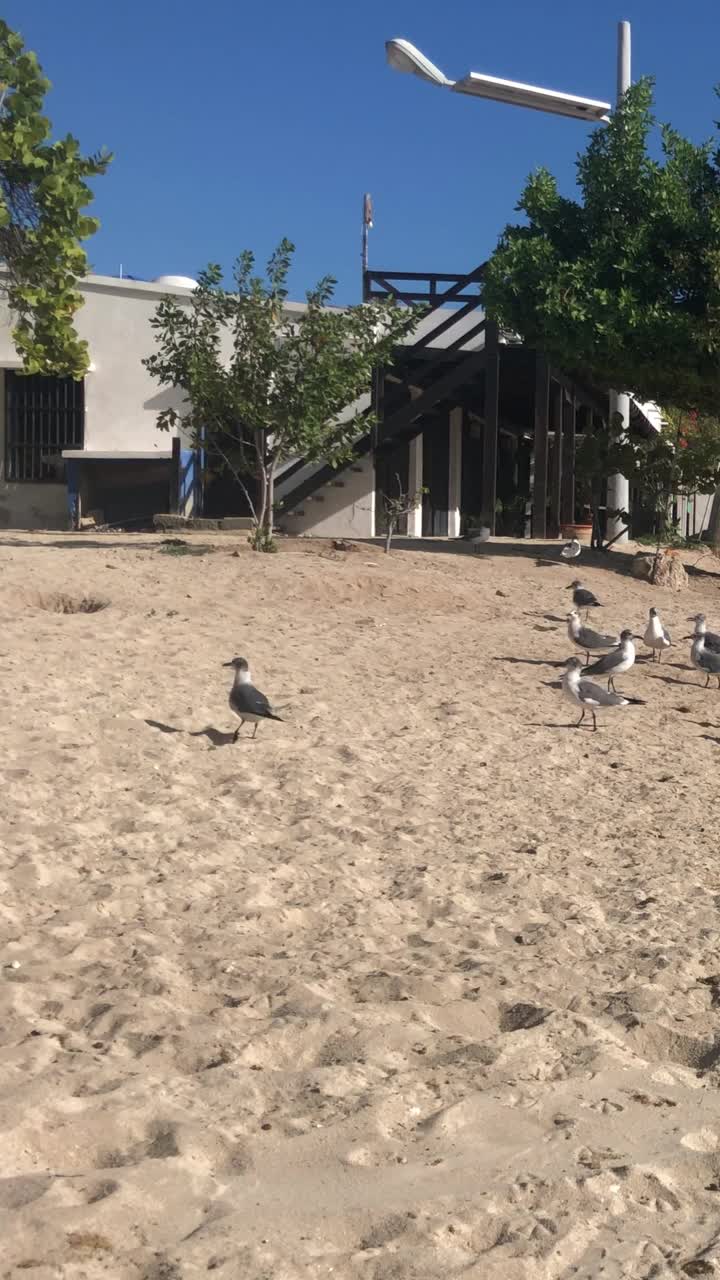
[560, 502, 594, 545]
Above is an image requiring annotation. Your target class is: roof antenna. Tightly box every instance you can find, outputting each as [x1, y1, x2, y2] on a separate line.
[361, 193, 372, 299]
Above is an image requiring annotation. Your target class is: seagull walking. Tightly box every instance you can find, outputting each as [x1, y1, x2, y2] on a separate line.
[562, 656, 645, 732]
[567, 609, 620, 665]
[688, 613, 720, 656]
[567, 580, 603, 620]
[561, 538, 582, 560]
[223, 656, 283, 740]
[689, 635, 720, 690]
[583, 629, 637, 692]
[643, 607, 672, 662]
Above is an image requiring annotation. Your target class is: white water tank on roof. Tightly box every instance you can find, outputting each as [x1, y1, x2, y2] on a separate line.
[152, 274, 197, 289]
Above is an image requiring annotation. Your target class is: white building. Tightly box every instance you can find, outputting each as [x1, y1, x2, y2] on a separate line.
[0, 273, 196, 530]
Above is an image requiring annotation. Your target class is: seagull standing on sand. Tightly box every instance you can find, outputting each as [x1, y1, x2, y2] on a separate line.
[567, 609, 620, 665]
[561, 538, 582, 560]
[566, 579, 603, 620]
[643, 607, 672, 662]
[688, 613, 720, 656]
[223, 657, 283, 740]
[689, 634, 720, 690]
[583, 629, 637, 692]
[562, 656, 645, 732]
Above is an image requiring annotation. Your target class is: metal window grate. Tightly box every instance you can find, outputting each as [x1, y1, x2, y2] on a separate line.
[5, 371, 85, 483]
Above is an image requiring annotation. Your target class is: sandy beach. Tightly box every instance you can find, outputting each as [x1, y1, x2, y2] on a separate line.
[3, 531, 720, 1278]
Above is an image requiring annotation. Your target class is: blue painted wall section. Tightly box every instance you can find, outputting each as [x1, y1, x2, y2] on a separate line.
[179, 448, 198, 517]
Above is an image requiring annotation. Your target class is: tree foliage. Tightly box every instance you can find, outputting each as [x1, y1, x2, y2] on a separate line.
[483, 79, 720, 412]
[0, 20, 110, 376]
[144, 239, 416, 549]
[576, 407, 720, 548]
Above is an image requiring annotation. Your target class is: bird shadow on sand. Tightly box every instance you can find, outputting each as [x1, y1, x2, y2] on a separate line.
[647, 674, 708, 689]
[527, 720, 601, 732]
[145, 718, 238, 747]
[495, 656, 565, 669]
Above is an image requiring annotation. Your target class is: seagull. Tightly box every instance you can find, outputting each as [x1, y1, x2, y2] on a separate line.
[562, 656, 645, 732]
[222, 656, 283, 740]
[566, 579, 603, 620]
[583, 629, 637, 692]
[561, 538, 581, 560]
[643, 607, 672, 662]
[567, 609, 620, 665]
[688, 613, 720, 656]
[689, 635, 720, 690]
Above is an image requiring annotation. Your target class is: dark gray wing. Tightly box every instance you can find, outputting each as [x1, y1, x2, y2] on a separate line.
[584, 647, 623, 675]
[700, 647, 720, 673]
[231, 682, 279, 720]
[578, 678, 628, 707]
[706, 631, 720, 654]
[576, 588, 601, 607]
[578, 625, 619, 648]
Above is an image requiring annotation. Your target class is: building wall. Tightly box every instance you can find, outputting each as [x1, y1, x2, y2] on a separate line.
[279, 456, 375, 538]
[0, 276, 195, 528]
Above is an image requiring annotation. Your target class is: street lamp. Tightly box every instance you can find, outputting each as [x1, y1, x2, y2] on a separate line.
[385, 38, 611, 121]
[385, 25, 632, 542]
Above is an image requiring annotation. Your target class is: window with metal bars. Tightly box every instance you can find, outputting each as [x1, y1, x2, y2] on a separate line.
[4, 371, 85, 482]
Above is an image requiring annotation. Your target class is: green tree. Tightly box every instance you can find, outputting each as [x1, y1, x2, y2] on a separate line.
[144, 239, 417, 550]
[0, 20, 110, 376]
[576, 408, 720, 550]
[483, 80, 720, 413]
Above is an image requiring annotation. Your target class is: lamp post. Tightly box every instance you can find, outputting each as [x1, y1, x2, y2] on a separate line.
[386, 24, 632, 543]
[606, 21, 631, 544]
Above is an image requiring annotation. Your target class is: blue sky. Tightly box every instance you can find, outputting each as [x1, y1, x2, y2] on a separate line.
[7, 1, 720, 303]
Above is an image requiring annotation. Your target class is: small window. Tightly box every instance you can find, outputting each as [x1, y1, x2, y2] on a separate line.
[5, 371, 84, 482]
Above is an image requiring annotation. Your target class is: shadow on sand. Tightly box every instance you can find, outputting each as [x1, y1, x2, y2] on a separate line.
[145, 719, 238, 747]
[495, 656, 565, 669]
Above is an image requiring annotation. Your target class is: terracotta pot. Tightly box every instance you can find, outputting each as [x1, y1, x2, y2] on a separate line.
[560, 522, 594, 546]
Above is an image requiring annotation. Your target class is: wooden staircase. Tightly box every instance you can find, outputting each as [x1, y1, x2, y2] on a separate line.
[276, 265, 488, 518]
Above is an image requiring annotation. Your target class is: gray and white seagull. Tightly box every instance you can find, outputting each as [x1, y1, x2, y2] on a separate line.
[643, 607, 672, 662]
[567, 579, 603, 620]
[562, 656, 645, 732]
[223, 656, 283, 740]
[583, 628, 637, 692]
[689, 634, 720, 690]
[567, 609, 620, 665]
[688, 613, 720, 656]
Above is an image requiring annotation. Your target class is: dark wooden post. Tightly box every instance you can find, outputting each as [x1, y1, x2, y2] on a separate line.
[531, 355, 550, 538]
[560, 392, 576, 525]
[482, 321, 500, 532]
[549, 381, 563, 536]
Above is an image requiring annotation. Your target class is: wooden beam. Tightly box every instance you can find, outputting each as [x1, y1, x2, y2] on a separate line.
[365, 268, 485, 284]
[481, 322, 500, 532]
[549, 381, 563, 537]
[548, 367, 607, 417]
[560, 392, 576, 525]
[411, 299, 478, 352]
[378, 352, 485, 448]
[532, 355, 550, 538]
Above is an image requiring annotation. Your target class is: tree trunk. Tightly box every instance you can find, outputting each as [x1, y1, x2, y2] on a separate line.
[384, 520, 394, 554]
[265, 461, 275, 540]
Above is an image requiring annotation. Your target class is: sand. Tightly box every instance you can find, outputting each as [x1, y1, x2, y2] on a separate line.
[2, 531, 720, 1278]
